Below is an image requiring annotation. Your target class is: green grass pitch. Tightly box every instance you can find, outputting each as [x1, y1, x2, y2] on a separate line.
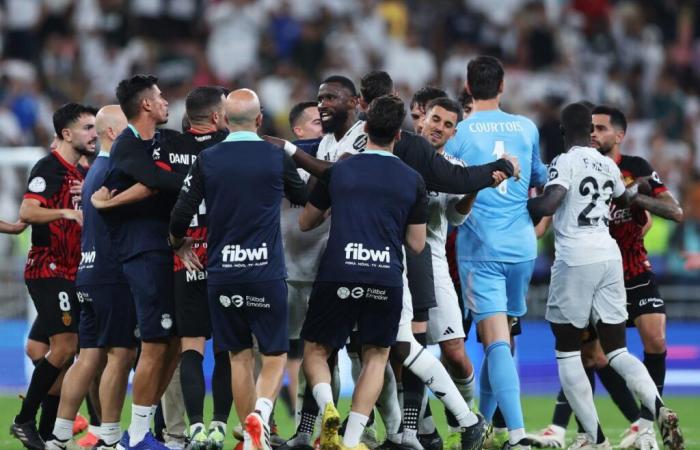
[0, 395, 696, 449]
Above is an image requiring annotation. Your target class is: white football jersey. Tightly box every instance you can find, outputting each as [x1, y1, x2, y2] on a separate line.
[426, 153, 468, 263]
[546, 146, 626, 266]
[316, 120, 367, 162]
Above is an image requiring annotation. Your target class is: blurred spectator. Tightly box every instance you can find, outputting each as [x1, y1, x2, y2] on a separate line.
[668, 178, 700, 280]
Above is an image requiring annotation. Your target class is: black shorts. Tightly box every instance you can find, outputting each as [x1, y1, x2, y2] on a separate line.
[26, 278, 79, 337]
[626, 271, 665, 326]
[456, 283, 472, 340]
[122, 250, 176, 341]
[27, 317, 50, 345]
[406, 243, 437, 316]
[174, 270, 211, 339]
[302, 281, 403, 349]
[77, 284, 139, 349]
[208, 280, 288, 355]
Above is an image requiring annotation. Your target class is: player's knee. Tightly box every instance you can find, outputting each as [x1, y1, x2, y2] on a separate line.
[596, 321, 627, 355]
[550, 322, 583, 353]
[642, 333, 666, 354]
[440, 339, 467, 367]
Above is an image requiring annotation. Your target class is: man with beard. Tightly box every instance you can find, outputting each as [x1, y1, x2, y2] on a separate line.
[10, 103, 96, 450]
[95, 75, 185, 450]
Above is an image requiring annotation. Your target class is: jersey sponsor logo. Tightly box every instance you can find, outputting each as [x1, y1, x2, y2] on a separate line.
[365, 287, 387, 301]
[344, 243, 390, 265]
[194, 135, 212, 142]
[80, 251, 96, 265]
[638, 297, 664, 308]
[467, 121, 524, 133]
[351, 287, 364, 299]
[610, 205, 632, 222]
[185, 270, 207, 282]
[353, 134, 368, 150]
[169, 153, 197, 165]
[651, 171, 662, 184]
[28, 177, 47, 193]
[245, 295, 270, 309]
[548, 168, 559, 180]
[219, 295, 231, 307]
[221, 243, 269, 264]
[232, 295, 244, 307]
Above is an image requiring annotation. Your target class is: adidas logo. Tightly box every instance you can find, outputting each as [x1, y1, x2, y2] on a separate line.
[443, 326, 455, 336]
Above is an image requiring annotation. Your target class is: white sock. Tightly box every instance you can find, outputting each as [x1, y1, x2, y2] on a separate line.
[509, 428, 526, 446]
[607, 348, 663, 417]
[255, 397, 274, 424]
[403, 339, 477, 427]
[452, 372, 476, 408]
[312, 383, 334, 410]
[129, 404, 152, 445]
[88, 424, 101, 437]
[343, 412, 368, 447]
[557, 350, 601, 443]
[150, 404, 158, 418]
[101, 422, 121, 445]
[52, 417, 74, 441]
[376, 364, 401, 436]
[209, 420, 227, 434]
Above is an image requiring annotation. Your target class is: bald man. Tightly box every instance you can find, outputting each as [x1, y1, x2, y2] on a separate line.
[45, 105, 140, 450]
[169, 89, 307, 450]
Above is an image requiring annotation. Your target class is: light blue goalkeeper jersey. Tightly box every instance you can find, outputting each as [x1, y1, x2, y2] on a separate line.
[446, 109, 548, 263]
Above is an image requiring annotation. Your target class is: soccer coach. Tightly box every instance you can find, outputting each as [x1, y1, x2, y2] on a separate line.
[169, 89, 307, 450]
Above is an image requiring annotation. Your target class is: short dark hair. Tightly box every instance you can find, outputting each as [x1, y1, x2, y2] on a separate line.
[425, 97, 463, 123]
[457, 88, 473, 111]
[115, 74, 159, 120]
[321, 75, 357, 96]
[561, 102, 593, 142]
[591, 105, 627, 132]
[366, 95, 405, 147]
[466, 56, 504, 100]
[185, 86, 226, 123]
[289, 101, 318, 129]
[410, 86, 447, 110]
[53, 103, 97, 139]
[360, 71, 393, 104]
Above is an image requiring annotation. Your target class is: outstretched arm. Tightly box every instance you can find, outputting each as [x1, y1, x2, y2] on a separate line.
[527, 185, 568, 222]
[91, 183, 157, 210]
[633, 189, 683, 223]
[0, 219, 28, 234]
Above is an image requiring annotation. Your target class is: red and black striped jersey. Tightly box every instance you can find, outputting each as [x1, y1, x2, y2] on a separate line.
[156, 129, 228, 272]
[609, 154, 667, 280]
[23, 151, 84, 281]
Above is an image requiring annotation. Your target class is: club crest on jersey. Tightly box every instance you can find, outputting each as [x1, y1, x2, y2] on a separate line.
[548, 168, 559, 180]
[28, 177, 46, 193]
[337, 287, 350, 299]
[219, 295, 231, 308]
[160, 313, 173, 330]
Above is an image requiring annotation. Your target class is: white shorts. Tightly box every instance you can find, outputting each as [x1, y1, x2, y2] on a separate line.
[396, 266, 414, 342]
[427, 259, 465, 344]
[287, 280, 313, 340]
[546, 259, 627, 329]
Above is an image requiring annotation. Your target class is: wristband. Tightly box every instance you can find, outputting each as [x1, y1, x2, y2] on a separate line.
[283, 140, 298, 157]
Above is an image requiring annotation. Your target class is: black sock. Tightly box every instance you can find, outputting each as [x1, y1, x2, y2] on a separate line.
[154, 403, 165, 441]
[38, 394, 60, 440]
[552, 388, 572, 429]
[296, 383, 318, 435]
[180, 350, 205, 425]
[86, 394, 100, 427]
[643, 351, 666, 396]
[597, 364, 640, 423]
[212, 351, 232, 423]
[493, 408, 506, 429]
[16, 358, 62, 424]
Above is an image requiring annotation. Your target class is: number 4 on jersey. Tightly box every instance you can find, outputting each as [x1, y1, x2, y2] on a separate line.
[492, 140, 508, 194]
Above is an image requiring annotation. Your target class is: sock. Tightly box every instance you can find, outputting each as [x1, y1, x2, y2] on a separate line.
[509, 428, 526, 446]
[453, 372, 476, 408]
[88, 424, 101, 438]
[255, 397, 274, 424]
[418, 392, 436, 434]
[606, 348, 663, 417]
[101, 422, 121, 445]
[401, 364, 423, 431]
[551, 389, 572, 429]
[86, 394, 100, 427]
[404, 338, 477, 427]
[129, 404, 153, 445]
[376, 363, 401, 437]
[479, 359, 497, 422]
[484, 341, 524, 433]
[38, 394, 60, 440]
[52, 417, 74, 441]
[15, 358, 63, 423]
[557, 350, 604, 443]
[312, 383, 333, 410]
[180, 350, 205, 425]
[296, 383, 318, 436]
[573, 367, 596, 433]
[212, 351, 233, 423]
[343, 412, 368, 447]
[153, 403, 165, 441]
[643, 351, 666, 396]
[597, 364, 640, 423]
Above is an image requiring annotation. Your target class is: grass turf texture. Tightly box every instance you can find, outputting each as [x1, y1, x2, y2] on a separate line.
[0, 395, 697, 449]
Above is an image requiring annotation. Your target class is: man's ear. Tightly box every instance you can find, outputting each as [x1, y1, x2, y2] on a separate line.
[61, 128, 71, 142]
